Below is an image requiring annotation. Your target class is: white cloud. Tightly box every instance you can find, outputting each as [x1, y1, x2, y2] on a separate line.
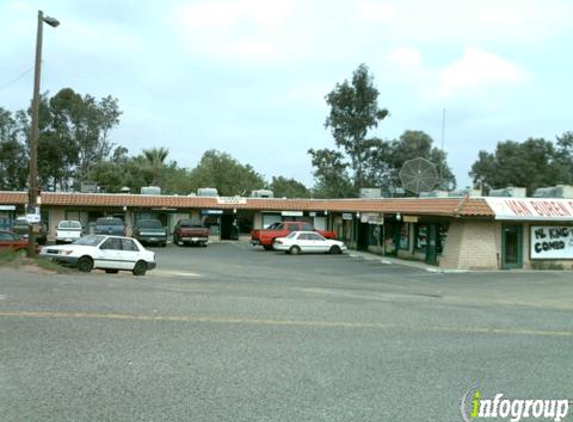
[388, 47, 421, 70]
[355, 0, 573, 45]
[438, 47, 530, 97]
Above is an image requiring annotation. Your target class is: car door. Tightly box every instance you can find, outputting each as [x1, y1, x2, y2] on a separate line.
[120, 238, 141, 270]
[97, 238, 123, 269]
[0, 231, 16, 251]
[296, 233, 312, 252]
[307, 233, 328, 253]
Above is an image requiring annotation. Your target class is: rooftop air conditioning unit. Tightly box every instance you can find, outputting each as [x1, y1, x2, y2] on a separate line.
[533, 185, 573, 199]
[359, 188, 382, 198]
[141, 186, 161, 195]
[489, 187, 526, 198]
[419, 190, 448, 198]
[251, 189, 274, 198]
[197, 187, 218, 197]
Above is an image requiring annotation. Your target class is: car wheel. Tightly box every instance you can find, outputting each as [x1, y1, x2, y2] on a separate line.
[77, 256, 94, 273]
[329, 245, 342, 255]
[132, 260, 147, 276]
[105, 269, 119, 274]
[289, 245, 301, 255]
[263, 245, 273, 251]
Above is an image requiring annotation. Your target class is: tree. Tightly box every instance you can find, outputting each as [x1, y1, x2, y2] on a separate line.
[470, 136, 572, 195]
[189, 150, 266, 196]
[323, 63, 389, 189]
[270, 176, 310, 198]
[142, 147, 169, 186]
[0, 107, 28, 190]
[308, 148, 355, 198]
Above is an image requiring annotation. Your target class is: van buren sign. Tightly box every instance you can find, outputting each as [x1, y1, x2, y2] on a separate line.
[485, 198, 573, 221]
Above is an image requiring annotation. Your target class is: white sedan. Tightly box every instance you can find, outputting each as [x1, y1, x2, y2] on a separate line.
[273, 231, 347, 255]
[40, 235, 156, 276]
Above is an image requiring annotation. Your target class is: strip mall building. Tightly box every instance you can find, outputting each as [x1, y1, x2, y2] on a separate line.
[1, 191, 572, 270]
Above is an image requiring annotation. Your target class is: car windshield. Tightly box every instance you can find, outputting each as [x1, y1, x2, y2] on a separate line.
[137, 219, 163, 228]
[58, 221, 81, 229]
[96, 218, 123, 226]
[73, 235, 105, 246]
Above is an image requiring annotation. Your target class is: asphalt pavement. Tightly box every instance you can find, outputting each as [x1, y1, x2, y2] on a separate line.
[1, 242, 573, 421]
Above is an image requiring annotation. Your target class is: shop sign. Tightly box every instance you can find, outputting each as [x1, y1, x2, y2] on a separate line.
[281, 211, 304, 217]
[0, 205, 16, 211]
[342, 213, 353, 220]
[201, 210, 223, 215]
[361, 213, 383, 225]
[486, 198, 573, 221]
[530, 226, 573, 259]
[403, 215, 419, 223]
[217, 197, 247, 205]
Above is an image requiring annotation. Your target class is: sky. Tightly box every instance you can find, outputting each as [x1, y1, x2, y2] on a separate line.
[1, 0, 572, 190]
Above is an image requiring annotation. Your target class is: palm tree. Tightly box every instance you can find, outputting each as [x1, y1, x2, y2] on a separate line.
[142, 147, 169, 186]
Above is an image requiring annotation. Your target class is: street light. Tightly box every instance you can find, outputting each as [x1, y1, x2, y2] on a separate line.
[27, 10, 59, 257]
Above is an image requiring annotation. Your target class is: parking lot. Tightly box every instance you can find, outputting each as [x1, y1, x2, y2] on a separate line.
[2, 242, 573, 421]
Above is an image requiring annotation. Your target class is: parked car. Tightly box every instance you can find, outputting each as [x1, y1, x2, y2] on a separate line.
[272, 231, 347, 255]
[94, 217, 126, 236]
[55, 220, 83, 244]
[173, 219, 209, 247]
[0, 230, 32, 256]
[11, 218, 48, 245]
[251, 221, 337, 250]
[39, 235, 156, 276]
[133, 218, 167, 247]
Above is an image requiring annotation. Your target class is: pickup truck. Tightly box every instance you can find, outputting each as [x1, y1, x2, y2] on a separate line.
[173, 219, 209, 247]
[251, 221, 336, 250]
[55, 220, 83, 244]
[94, 217, 126, 236]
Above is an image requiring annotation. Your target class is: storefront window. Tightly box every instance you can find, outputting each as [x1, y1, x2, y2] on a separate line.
[414, 223, 449, 254]
[399, 224, 409, 250]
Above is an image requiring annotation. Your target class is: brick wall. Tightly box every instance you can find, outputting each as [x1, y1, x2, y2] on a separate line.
[440, 221, 501, 269]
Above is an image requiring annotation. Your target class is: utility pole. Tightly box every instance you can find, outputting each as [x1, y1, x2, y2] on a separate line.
[27, 10, 59, 257]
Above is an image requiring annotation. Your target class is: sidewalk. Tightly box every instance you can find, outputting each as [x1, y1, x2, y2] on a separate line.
[347, 250, 448, 272]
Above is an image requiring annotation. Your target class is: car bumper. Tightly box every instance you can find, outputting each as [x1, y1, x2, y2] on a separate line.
[137, 236, 167, 244]
[250, 239, 260, 246]
[181, 237, 208, 242]
[147, 261, 157, 270]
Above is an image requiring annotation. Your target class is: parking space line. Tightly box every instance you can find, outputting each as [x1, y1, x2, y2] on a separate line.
[0, 310, 572, 338]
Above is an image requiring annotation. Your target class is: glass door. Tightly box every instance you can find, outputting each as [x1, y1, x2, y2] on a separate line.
[501, 225, 523, 269]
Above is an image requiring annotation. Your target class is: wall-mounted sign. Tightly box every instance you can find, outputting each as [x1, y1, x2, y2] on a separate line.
[25, 205, 41, 223]
[403, 215, 419, 223]
[486, 198, 573, 221]
[361, 213, 384, 225]
[530, 226, 573, 260]
[342, 213, 353, 220]
[217, 197, 247, 205]
[281, 211, 303, 217]
[201, 209, 223, 215]
[309, 212, 317, 217]
[0, 205, 16, 211]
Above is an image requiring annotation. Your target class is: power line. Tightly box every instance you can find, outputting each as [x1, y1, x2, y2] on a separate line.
[0, 65, 35, 90]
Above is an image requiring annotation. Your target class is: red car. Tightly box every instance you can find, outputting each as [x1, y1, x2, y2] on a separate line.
[0, 230, 32, 256]
[251, 221, 337, 250]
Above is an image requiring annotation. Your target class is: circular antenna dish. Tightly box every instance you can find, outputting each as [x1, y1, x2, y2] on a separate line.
[399, 157, 438, 195]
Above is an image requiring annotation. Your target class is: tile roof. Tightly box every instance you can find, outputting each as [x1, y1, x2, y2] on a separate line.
[0, 191, 494, 218]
